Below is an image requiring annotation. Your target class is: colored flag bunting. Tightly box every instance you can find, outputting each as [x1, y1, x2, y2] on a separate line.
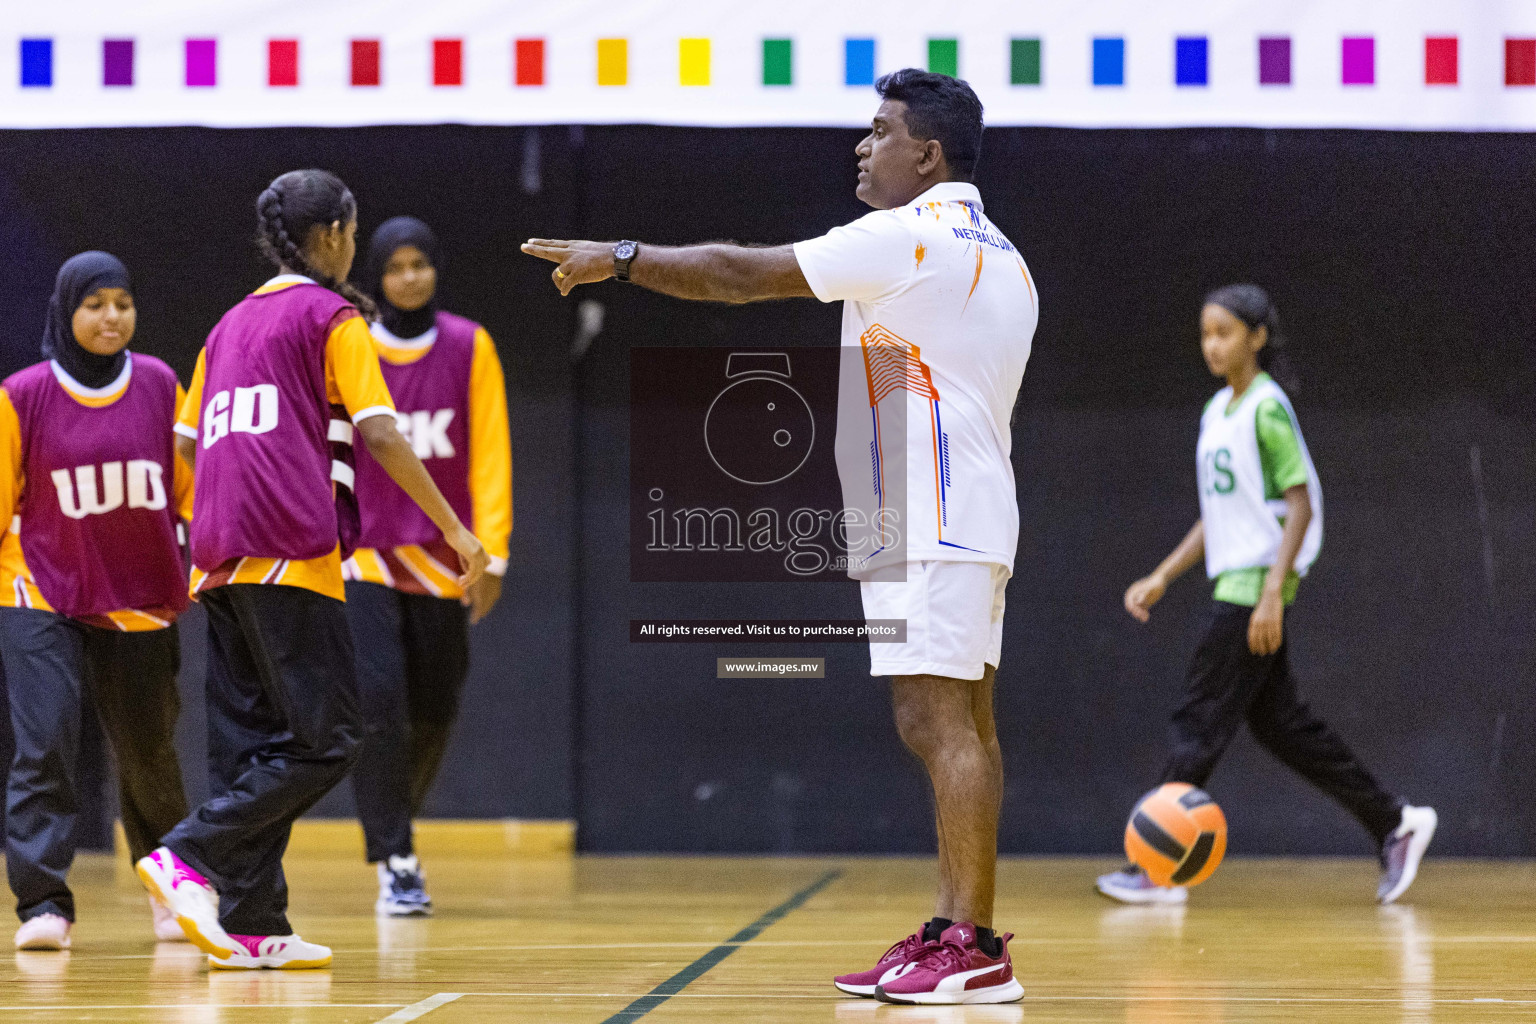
[1258, 37, 1291, 85]
[1425, 38, 1457, 86]
[597, 38, 626, 86]
[434, 39, 463, 86]
[103, 39, 133, 86]
[13, 32, 1536, 91]
[1508, 39, 1536, 87]
[1010, 39, 1041, 85]
[763, 38, 792, 85]
[1176, 38, 1207, 87]
[680, 38, 709, 86]
[269, 39, 298, 87]
[20, 39, 51, 87]
[928, 39, 957, 78]
[186, 39, 216, 88]
[1093, 38, 1124, 86]
[516, 38, 544, 86]
[1342, 37, 1374, 86]
[845, 39, 875, 86]
[351, 39, 380, 86]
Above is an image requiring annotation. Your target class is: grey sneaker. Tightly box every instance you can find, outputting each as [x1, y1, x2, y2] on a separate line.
[1095, 865, 1188, 905]
[375, 855, 433, 917]
[1378, 805, 1437, 905]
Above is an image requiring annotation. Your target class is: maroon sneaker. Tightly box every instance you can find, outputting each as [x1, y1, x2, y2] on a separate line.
[832, 923, 936, 997]
[875, 922, 1025, 1005]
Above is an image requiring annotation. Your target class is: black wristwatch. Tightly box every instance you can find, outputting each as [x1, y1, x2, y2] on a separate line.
[614, 240, 639, 282]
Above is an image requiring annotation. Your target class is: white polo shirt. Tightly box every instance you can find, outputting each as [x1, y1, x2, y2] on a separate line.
[793, 181, 1038, 577]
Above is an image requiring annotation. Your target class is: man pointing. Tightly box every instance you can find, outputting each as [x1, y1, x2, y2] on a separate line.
[524, 69, 1038, 1006]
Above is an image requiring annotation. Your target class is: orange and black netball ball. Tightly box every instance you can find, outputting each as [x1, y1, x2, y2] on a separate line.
[1124, 783, 1228, 887]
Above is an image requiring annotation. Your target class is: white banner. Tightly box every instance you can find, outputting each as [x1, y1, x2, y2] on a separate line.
[1, 0, 1535, 130]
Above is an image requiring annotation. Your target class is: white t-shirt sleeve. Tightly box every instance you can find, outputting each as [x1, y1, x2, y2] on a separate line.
[793, 210, 916, 304]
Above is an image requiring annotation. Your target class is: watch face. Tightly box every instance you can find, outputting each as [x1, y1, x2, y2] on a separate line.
[615, 241, 637, 261]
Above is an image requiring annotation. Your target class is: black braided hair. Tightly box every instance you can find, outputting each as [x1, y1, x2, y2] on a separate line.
[1204, 282, 1298, 393]
[255, 169, 377, 319]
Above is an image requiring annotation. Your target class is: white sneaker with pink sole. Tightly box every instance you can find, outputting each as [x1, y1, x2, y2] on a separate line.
[209, 933, 333, 970]
[135, 846, 234, 958]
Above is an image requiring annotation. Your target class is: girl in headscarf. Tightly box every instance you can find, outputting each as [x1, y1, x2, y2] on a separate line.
[1095, 284, 1436, 907]
[342, 216, 511, 916]
[0, 251, 194, 949]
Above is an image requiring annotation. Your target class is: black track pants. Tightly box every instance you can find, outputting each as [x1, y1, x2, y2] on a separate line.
[343, 581, 469, 863]
[1159, 601, 1402, 846]
[1, 609, 186, 922]
[165, 584, 360, 936]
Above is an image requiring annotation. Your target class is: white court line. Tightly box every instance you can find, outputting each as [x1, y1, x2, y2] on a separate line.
[92, 932, 1536, 961]
[326, 937, 1109, 955]
[95, 940, 879, 961]
[8, 994, 1532, 1012]
[374, 993, 464, 1022]
[0, 1006, 401, 1012]
[93, 941, 862, 961]
[1025, 996, 1536, 1007]
[333, 940, 883, 954]
[447, 992, 1536, 1006]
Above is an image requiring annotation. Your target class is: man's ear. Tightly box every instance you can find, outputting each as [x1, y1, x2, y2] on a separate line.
[919, 139, 945, 176]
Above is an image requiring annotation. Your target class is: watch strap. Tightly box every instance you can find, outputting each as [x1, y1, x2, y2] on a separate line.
[614, 240, 639, 282]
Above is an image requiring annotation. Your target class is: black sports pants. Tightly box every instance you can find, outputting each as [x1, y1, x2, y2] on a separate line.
[164, 584, 361, 936]
[1, 609, 187, 922]
[1159, 602, 1402, 845]
[343, 581, 469, 863]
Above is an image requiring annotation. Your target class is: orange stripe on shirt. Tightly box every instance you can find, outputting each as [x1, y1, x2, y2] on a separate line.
[191, 547, 345, 603]
[1017, 258, 1036, 308]
[0, 532, 180, 631]
[963, 243, 985, 312]
[347, 543, 465, 599]
[394, 545, 458, 597]
[343, 547, 396, 589]
[58, 374, 132, 408]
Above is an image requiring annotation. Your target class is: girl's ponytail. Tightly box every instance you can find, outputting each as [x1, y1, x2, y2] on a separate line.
[255, 169, 377, 320]
[1205, 283, 1297, 393]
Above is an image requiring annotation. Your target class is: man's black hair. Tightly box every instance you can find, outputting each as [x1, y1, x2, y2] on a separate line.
[874, 69, 984, 180]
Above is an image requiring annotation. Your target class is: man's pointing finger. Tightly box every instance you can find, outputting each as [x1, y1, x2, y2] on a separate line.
[520, 240, 570, 262]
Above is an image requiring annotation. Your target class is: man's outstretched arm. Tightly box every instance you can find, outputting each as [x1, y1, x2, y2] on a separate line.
[521, 239, 815, 303]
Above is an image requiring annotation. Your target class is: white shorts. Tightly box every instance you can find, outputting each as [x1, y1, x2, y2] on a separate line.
[859, 560, 1009, 680]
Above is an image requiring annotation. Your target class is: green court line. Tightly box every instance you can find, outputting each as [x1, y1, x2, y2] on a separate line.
[597, 869, 842, 1024]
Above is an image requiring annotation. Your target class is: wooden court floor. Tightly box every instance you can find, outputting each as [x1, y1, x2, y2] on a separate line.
[2, 853, 1535, 1022]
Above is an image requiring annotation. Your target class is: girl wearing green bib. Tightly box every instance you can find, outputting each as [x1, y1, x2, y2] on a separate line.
[1096, 284, 1436, 906]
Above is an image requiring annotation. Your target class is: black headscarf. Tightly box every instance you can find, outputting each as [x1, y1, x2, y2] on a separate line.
[43, 251, 132, 389]
[363, 217, 441, 340]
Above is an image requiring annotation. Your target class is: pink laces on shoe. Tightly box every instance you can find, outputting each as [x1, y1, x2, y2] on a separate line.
[881, 930, 933, 962]
[909, 934, 971, 972]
